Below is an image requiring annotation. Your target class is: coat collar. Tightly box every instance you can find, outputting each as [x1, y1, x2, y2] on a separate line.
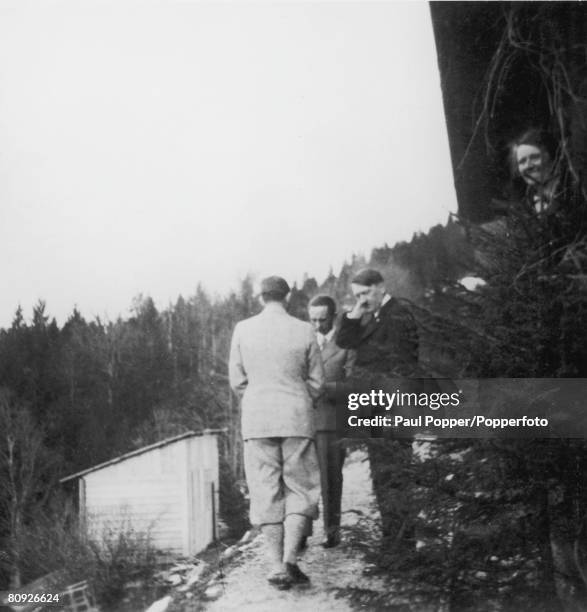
[261, 302, 288, 316]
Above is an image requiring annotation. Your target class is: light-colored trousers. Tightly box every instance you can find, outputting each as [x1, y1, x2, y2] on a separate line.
[244, 436, 320, 525]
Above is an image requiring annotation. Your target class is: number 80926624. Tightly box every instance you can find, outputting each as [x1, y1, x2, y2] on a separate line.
[6, 593, 60, 604]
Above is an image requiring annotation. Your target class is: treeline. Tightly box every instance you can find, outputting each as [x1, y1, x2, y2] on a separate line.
[0, 285, 251, 472]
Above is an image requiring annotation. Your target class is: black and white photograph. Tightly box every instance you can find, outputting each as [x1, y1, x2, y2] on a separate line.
[1, 2, 587, 611]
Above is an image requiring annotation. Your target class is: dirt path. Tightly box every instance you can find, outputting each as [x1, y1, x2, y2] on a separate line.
[202, 449, 387, 612]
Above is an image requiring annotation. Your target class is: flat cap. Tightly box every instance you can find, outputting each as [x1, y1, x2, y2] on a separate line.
[351, 268, 384, 286]
[260, 275, 290, 297]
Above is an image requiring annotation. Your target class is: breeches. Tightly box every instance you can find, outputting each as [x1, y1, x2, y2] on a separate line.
[244, 436, 320, 525]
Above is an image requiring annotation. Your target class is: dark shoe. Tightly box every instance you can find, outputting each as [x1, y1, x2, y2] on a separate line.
[320, 533, 340, 548]
[267, 569, 292, 590]
[285, 562, 310, 585]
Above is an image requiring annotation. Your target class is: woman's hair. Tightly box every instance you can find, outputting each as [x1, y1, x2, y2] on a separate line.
[508, 128, 559, 178]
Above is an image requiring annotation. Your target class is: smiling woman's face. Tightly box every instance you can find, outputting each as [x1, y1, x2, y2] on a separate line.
[515, 144, 552, 186]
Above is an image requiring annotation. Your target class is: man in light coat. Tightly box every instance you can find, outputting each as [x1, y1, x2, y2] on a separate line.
[229, 276, 324, 589]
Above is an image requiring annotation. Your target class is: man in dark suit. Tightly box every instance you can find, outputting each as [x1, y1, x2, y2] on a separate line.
[336, 268, 419, 551]
[308, 295, 355, 548]
[336, 269, 418, 379]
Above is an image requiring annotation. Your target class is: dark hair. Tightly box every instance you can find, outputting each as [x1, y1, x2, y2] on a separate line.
[351, 268, 384, 287]
[308, 295, 336, 317]
[508, 128, 558, 178]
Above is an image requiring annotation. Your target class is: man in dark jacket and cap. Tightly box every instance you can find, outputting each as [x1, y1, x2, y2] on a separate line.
[337, 268, 418, 378]
[336, 268, 419, 550]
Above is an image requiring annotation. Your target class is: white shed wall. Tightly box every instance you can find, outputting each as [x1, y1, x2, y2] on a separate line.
[186, 435, 219, 554]
[82, 434, 219, 556]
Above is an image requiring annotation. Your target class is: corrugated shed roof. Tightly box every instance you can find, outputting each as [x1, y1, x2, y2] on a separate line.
[60, 428, 225, 483]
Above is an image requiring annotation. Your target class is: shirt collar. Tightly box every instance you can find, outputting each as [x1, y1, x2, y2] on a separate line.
[317, 327, 335, 346]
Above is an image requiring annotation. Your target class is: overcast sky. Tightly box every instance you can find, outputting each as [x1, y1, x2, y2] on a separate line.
[0, 1, 457, 329]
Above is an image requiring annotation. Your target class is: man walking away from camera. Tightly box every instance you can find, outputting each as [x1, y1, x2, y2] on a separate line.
[229, 276, 324, 589]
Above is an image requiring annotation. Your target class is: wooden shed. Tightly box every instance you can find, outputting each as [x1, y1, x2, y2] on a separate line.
[60, 430, 222, 557]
